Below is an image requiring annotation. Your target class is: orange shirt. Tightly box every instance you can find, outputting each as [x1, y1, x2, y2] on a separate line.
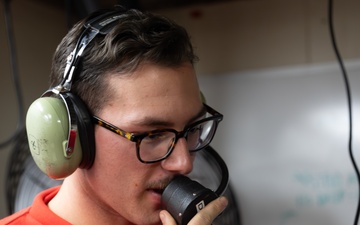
[0, 186, 70, 225]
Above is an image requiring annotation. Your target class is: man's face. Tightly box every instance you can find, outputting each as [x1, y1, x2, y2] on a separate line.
[80, 62, 203, 224]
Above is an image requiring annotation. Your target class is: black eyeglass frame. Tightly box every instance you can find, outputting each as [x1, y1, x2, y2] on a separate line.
[92, 103, 223, 163]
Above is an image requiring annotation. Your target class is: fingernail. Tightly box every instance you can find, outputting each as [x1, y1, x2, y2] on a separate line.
[159, 211, 166, 221]
[220, 196, 228, 207]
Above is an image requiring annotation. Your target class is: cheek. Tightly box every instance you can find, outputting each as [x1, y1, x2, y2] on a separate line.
[96, 124, 132, 152]
[91, 128, 143, 188]
[92, 127, 164, 189]
[88, 129, 151, 201]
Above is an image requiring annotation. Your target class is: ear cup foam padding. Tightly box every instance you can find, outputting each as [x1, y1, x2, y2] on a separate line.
[63, 92, 95, 169]
[26, 97, 83, 179]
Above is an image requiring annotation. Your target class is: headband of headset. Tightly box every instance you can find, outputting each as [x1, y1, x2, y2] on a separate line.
[60, 7, 128, 92]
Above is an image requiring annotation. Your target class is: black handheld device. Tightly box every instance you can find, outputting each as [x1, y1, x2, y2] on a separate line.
[161, 146, 229, 225]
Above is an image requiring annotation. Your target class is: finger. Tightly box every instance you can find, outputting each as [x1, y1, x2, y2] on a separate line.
[188, 196, 228, 225]
[160, 210, 177, 225]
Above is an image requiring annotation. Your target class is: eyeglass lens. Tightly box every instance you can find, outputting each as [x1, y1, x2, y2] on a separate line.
[138, 119, 217, 162]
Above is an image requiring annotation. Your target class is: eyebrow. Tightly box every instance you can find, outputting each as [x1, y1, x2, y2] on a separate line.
[131, 104, 206, 129]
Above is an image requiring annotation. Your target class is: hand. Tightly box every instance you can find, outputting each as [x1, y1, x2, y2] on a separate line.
[159, 196, 228, 225]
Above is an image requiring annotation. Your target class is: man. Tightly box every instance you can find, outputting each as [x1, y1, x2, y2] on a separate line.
[1, 6, 228, 225]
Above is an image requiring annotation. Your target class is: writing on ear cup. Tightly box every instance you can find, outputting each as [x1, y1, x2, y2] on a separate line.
[63, 92, 95, 169]
[26, 96, 83, 179]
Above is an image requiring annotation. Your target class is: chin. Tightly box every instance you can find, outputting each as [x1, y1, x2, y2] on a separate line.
[135, 217, 161, 225]
[129, 208, 162, 225]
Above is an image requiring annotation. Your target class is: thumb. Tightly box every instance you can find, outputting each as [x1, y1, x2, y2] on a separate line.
[160, 210, 177, 225]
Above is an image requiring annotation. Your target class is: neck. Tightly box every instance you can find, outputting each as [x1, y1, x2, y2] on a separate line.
[48, 170, 134, 225]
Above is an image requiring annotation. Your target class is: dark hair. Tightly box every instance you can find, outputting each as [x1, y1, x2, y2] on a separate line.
[50, 7, 198, 114]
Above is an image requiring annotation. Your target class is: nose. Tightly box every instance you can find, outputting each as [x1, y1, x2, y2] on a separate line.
[161, 138, 193, 174]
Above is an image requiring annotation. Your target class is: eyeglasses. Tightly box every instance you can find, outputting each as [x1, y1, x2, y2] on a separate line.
[92, 104, 223, 163]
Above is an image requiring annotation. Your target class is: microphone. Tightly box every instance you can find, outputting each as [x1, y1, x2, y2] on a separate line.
[161, 146, 229, 224]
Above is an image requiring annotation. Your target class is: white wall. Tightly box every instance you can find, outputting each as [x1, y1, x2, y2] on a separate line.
[199, 59, 360, 225]
[0, 0, 360, 224]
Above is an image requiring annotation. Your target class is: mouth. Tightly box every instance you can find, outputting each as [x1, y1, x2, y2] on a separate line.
[151, 188, 164, 195]
[147, 178, 171, 196]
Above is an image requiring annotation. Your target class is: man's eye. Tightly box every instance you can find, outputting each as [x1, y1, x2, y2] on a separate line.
[143, 133, 168, 142]
[149, 133, 164, 139]
[188, 126, 202, 134]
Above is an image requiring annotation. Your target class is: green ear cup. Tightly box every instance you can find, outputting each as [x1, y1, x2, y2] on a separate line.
[26, 97, 82, 179]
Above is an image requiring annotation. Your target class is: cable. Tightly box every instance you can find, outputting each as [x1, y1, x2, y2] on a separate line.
[205, 146, 229, 196]
[0, 0, 25, 149]
[328, 0, 360, 224]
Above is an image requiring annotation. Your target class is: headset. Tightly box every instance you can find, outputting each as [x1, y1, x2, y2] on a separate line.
[26, 8, 129, 179]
